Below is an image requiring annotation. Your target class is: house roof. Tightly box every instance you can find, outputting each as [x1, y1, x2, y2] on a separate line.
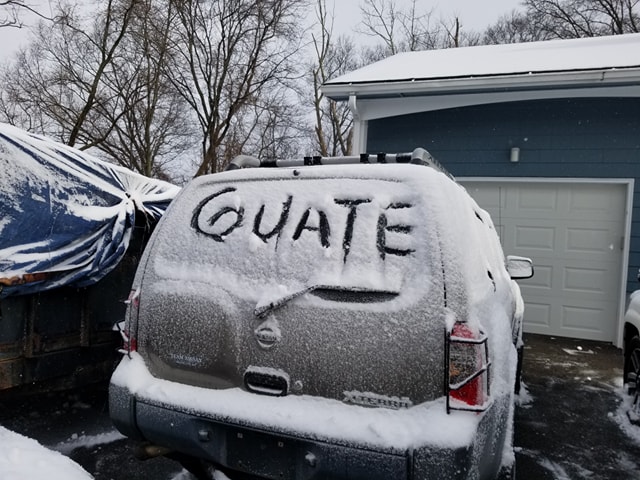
[323, 33, 640, 101]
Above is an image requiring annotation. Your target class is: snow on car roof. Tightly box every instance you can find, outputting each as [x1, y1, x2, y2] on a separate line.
[325, 33, 640, 87]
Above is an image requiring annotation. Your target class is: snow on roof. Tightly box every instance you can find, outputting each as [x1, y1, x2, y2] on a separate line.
[324, 33, 640, 99]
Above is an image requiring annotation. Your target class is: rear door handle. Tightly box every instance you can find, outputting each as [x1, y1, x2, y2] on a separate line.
[244, 367, 289, 396]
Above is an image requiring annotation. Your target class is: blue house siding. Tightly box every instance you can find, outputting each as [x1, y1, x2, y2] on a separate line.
[366, 98, 640, 293]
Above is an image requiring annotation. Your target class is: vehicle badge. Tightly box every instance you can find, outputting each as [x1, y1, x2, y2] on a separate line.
[254, 315, 281, 350]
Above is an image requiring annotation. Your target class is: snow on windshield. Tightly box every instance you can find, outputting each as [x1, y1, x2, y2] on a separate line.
[152, 165, 440, 312]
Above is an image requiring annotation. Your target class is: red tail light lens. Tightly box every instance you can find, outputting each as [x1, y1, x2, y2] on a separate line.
[446, 322, 490, 413]
[118, 326, 138, 354]
[118, 289, 140, 354]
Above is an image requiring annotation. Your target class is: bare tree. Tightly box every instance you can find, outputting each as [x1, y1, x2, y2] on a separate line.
[359, 0, 401, 54]
[1, 0, 24, 27]
[483, 10, 551, 44]
[359, 0, 443, 54]
[95, 0, 193, 178]
[307, 0, 359, 156]
[167, 0, 304, 176]
[231, 89, 306, 161]
[0, 1, 53, 28]
[523, 0, 639, 38]
[0, 0, 193, 179]
[65, 0, 136, 148]
[0, 0, 136, 146]
[358, 0, 484, 56]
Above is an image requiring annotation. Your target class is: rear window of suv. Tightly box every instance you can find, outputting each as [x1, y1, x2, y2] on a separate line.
[149, 169, 439, 312]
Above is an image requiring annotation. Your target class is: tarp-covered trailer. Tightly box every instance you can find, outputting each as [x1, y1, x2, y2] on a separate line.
[0, 124, 179, 391]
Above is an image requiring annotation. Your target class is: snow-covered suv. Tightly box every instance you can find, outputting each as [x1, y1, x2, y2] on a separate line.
[109, 149, 532, 480]
[623, 283, 640, 422]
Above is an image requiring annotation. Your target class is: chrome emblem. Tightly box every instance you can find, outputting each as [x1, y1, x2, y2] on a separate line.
[343, 390, 413, 409]
[254, 316, 281, 350]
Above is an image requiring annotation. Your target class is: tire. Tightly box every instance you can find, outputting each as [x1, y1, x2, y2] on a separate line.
[624, 336, 640, 401]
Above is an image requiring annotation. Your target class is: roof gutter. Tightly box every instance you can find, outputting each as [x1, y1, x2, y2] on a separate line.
[322, 67, 640, 101]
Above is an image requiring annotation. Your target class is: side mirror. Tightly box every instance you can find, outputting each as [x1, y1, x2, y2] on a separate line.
[506, 255, 534, 279]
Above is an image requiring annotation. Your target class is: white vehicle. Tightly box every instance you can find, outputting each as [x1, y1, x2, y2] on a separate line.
[110, 149, 532, 480]
[623, 284, 640, 419]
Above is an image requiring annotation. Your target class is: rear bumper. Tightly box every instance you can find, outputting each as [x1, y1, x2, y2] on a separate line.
[112, 391, 410, 479]
[109, 356, 512, 480]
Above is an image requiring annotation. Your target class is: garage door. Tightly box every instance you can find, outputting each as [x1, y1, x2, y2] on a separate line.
[461, 181, 627, 342]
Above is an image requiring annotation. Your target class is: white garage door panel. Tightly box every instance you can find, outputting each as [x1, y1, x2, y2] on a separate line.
[513, 226, 555, 251]
[523, 303, 551, 327]
[516, 188, 558, 211]
[569, 186, 623, 218]
[462, 181, 626, 342]
[563, 266, 609, 294]
[562, 305, 608, 331]
[523, 264, 553, 291]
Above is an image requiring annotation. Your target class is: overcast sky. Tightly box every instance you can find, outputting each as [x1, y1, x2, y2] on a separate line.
[0, 0, 523, 59]
[333, 0, 523, 35]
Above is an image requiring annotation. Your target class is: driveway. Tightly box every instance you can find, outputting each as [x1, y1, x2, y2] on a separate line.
[1, 333, 639, 479]
[515, 333, 640, 479]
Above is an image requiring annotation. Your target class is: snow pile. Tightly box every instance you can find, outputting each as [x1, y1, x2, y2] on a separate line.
[0, 426, 92, 480]
[54, 429, 126, 455]
[613, 386, 640, 445]
[515, 382, 534, 407]
[0, 123, 180, 297]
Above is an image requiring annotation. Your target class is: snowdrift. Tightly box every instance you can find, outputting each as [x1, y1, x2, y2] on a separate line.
[0, 123, 180, 298]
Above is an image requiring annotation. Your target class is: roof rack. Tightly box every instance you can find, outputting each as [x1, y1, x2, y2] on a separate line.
[225, 147, 454, 179]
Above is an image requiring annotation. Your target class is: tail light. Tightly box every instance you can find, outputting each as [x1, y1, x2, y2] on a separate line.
[118, 289, 140, 354]
[446, 322, 491, 413]
[117, 325, 137, 355]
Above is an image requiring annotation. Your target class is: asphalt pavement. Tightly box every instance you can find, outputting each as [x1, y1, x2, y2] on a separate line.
[0, 333, 639, 480]
[515, 333, 640, 479]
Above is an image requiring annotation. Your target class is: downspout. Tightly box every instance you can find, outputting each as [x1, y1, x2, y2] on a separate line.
[348, 94, 368, 154]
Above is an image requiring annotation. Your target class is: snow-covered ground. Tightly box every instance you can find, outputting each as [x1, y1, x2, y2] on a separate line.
[0, 427, 93, 480]
[614, 384, 640, 446]
[1, 340, 639, 480]
[0, 420, 236, 480]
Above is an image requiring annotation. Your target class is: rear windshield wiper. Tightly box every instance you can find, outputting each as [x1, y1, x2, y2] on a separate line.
[254, 284, 325, 318]
[254, 285, 399, 318]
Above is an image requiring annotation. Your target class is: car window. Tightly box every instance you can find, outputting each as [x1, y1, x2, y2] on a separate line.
[149, 173, 438, 312]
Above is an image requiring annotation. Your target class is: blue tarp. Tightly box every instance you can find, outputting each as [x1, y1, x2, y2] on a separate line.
[0, 123, 180, 298]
